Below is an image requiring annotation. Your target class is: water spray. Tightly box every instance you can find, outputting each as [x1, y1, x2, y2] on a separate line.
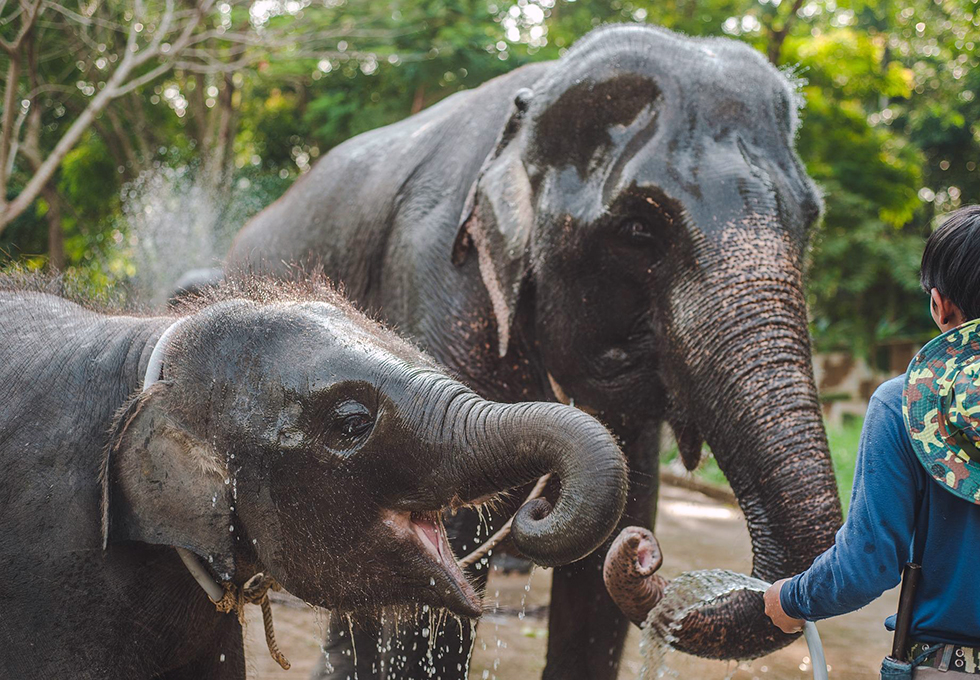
[605, 528, 832, 679]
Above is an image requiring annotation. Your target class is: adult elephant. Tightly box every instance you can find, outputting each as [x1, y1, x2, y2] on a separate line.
[226, 24, 843, 678]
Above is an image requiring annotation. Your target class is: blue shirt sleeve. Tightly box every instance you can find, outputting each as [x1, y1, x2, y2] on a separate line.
[780, 377, 923, 621]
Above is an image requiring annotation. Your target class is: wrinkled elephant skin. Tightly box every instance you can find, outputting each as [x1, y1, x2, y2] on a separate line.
[0, 278, 627, 679]
[225, 23, 842, 678]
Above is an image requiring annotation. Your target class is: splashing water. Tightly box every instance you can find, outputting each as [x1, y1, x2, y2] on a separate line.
[119, 164, 283, 306]
[638, 570, 769, 679]
[517, 566, 534, 621]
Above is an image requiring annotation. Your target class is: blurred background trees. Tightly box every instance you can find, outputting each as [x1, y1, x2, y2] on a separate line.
[1, 0, 977, 357]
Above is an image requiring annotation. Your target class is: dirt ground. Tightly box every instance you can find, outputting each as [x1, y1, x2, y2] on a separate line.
[243, 484, 896, 679]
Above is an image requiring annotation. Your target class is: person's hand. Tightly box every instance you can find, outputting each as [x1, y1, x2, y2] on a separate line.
[764, 578, 805, 634]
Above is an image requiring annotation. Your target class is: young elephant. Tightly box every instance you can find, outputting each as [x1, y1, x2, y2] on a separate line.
[0, 277, 628, 680]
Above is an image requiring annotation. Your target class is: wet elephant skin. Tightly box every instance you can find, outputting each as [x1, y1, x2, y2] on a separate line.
[226, 23, 843, 678]
[0, 277, 626, 679]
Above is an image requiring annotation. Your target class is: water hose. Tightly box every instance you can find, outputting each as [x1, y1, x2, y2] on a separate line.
[803, 621, 828, 680]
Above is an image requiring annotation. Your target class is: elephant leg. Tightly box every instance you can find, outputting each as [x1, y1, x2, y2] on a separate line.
[543, 423, 660, 680]
[311, 508, 491, 680]
[544, 550, 629, 680]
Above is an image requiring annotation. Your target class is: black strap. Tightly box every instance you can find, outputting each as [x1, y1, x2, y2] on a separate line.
[892, 478, 928, 661]
[892, 563, 921, 661]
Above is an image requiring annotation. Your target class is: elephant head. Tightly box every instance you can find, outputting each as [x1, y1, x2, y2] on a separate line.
[102, 279, 627, 618]
[454, 25, 842, 657]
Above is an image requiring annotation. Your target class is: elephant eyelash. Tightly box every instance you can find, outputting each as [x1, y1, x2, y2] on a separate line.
[446, 490, 510, 515]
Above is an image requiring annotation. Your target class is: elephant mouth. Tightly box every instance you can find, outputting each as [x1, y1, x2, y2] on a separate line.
[411, 511, 447, 560]
[381, 508, 482, 618]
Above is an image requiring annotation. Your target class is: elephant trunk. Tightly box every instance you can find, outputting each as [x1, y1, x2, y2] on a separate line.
[434, 395, 629, 568]
[656, 232, 843, 658]
[603, 526, 669, 626]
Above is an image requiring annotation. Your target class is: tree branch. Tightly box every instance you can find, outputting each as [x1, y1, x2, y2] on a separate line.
[767, 0, 807, 64]
[42, 1, 128, 31]
[0, 0, 42, 55]
[0, 51, 21, 203]
[4, 102, 28, 179]
[0, 0, 394, 232]
[0, 0, 212, 231]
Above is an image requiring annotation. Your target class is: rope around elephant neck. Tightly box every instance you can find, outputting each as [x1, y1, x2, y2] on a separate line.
[457, 474, 551, 569]
[214, 572, 291, 670]
[143, 319, 289, 671]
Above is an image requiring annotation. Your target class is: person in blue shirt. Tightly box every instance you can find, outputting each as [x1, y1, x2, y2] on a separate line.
[764, 204, 980, 678]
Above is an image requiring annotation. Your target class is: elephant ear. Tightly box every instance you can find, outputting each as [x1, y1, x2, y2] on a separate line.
[102, 387, 236, 579]
[453, 89, 535, 359]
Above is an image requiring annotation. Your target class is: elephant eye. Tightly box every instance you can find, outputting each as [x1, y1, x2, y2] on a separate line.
[623, 219, 655, 243]
[334, 400, 374, 439]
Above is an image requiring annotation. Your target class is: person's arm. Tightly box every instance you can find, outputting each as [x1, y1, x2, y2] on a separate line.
[765, 384, 922, 627]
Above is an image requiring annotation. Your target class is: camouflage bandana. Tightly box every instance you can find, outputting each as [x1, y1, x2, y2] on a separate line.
[904, 318, 980, 505]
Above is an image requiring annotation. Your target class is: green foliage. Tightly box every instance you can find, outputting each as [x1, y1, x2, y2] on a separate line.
[1, 0, 976, 354]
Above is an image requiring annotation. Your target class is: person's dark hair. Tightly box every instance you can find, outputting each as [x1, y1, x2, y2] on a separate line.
[921, 205, 980, 320]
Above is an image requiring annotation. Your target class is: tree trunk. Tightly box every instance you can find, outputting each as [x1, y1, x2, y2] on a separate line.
[103, 105, 140, 171]
[123, 94, 155, 162]
[188, 72, 210, 152]
[203, 72, 237, 194]
[411, 85, 425, 114]
[0, 53, 21, 205]
[767, 0, 806, 63]
[43, 184, 65, 270]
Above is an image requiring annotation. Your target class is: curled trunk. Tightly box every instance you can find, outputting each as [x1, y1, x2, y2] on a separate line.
[434, 395, 629, 568]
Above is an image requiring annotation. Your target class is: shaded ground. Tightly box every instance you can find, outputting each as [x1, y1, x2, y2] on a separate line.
[243, 484, 895, 679]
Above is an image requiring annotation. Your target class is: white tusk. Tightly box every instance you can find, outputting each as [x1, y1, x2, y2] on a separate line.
[548, 373, 571, 406]
[547, 373, 599, 416]
[176, 547, 225, 602]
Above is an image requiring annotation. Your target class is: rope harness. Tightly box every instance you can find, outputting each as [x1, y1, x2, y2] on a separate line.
[213, 572, 290, 670]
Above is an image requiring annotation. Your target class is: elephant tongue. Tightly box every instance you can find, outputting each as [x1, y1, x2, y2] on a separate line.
[411, 513, 444, 560]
